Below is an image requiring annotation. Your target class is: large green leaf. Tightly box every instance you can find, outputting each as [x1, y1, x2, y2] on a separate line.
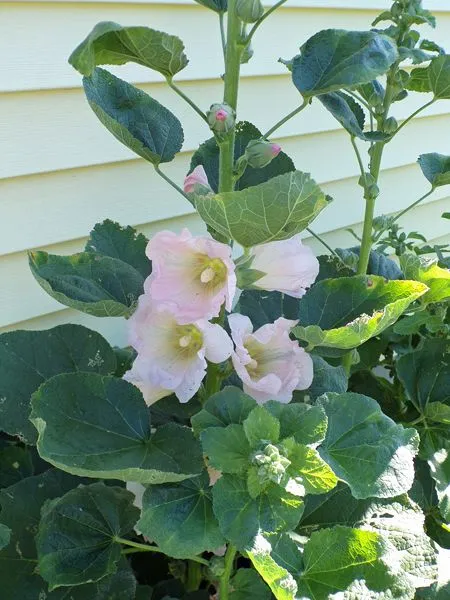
[293, 275, 427, 352]
[30, 372, 203, 483]
[0, 444, 34, 488]
[69, 22, 188, 78]
[29, 249, 144, 317]
[0, 524, 10, 551]
[292, 29, 398, 98]
[396, 339, 450, 411]
[317, 393, 419, 498]
[191, 386, 256, 435]
[190, 121, 295, 193]
[137, 472, 224, 558]
[0, 324, 116, 443]
[428, 55, 450, 99]
[418, 153, 450, 189]
[83, 68, 184, 165]
[201, 425, 251, 474]
[229, 568, 272, 600]
[86, 219, 151, 279]
[306, 355, 348, 399]
[234, 289, 298, 329]
[287, 442, 338, 495]
[400, 253, 450, 304]
[265, 402, 328, 446]
[195, 171, 330, 247]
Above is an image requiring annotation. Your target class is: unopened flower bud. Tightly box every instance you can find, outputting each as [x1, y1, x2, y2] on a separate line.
[184, 165, 212, 195]
[236, 0, 264, 23]
[240, 42, 254, 64]
[384, 116, 398, 134]
[245, 139, 282, 169]
[207, 103, 236, 135]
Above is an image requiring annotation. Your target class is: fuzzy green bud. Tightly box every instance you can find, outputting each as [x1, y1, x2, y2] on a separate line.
[252, 443, 291, 485]
[244, 139, 282, 169]
[207, 103, 236, 135]
[236, 0, 264, 23]
[240, 42, 254, 64]
[384, 117, 398, 134]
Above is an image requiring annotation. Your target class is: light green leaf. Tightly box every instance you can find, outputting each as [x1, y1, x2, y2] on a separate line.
[0, 324, 116, 443]
[229, 568, 272, 600]
[69, 21, 188, 78]
[293, 275, 427, 352]
[287, 443, 338, 495]
[37, 482, 138, 589]
[292, 29, 398, 97]
[0, 524, 10, 551]
[195, 171, 330, 247]
[401, 252, 450, 304]
[191, 386, 256, 435]
[428, 55, 450, 99]
[29, 250, 144, 317]
[425, 402, 450, 424]
[244, 406, 280, 448]
[428, 446, 450, 522]
[212, 474, 304, 550]
[201, 425, 251, 474]
[418, 153, 450, 189]
[406, 65, 433, 93]
[138, 472, 224, 559]
[265, 402, 328, 446]
[318, 392, 419, 498]
[83, 68, 184, 165]
[30, 372, 203, 484]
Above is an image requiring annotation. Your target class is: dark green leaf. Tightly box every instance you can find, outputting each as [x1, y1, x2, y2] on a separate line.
[307, 355, 347, 399]
[193, 0, 227, 13]
[243, 406, 280, 448]
[0, 445, 33, 488]
[428, 55, 450, 99]
[37, 482, 138, 588]
[393, 311, 444, 335]
[318, 392, 419, 498]
[30, 372, 203, 483]
[86, 219, 151, 279]
[191, 386, 256, 435]
[0, 524, 10, 550]
[418, 153, 450, 189]
[292, 29, 398, 98]
[293, 275, 427, 352]
[195, 171, 330, 247]
[113, 346, 136, 378]
[230, 568, 272, 600]
[0, 324, 116, 443]
[201, 425, 251, 474]
[138, 472, 224, 559]
[69, 22, 188, 78]
[150, 394, 202, 428]
[29, 250, 144, 317]
[234, 289, 299, 329]
[83, 68, 184, 165]
[265, 402, 328, 446]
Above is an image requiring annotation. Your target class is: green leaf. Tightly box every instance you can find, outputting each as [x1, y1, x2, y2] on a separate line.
[212, 474, 304, 550]
[418, 153, 450, 189]
[37, 482, 138, 589]
[293, 275, 427, 352]
[83, 68, 184, 165]
[396, 339, 450, 411]
[86, 219, 151, 279]
[401, 253, 450, 304]
[201, 425, 251, 474]
[235, 289, 298, 329]
[292, 29, 398, 98]
[193, 0, 227, 12]
[0, 445, 33, 488]
[406, 66, 432, 93]
[317, 392, 419, 498]
[425, 402, 450, 425]
[191, 386, 256, 435]
[428, 446, 450, 522]
[229, 568, 272, 600]
[29, 250, 144, 317]
[30, 372, 203, 484]
[393, 311, 444, 335]
[287, 443, 338, 495]
[195, 171, 330, 247]
[306, 355, 348, 399]
[244, 406, 280, 448]
[69, 22, 188, 78]
[138, 472, 224, 559]
[0, 524, 10, 550]
[428, 55, 450, 99]
[190, 121, 295, 193]
[265, 402, 328, 446]
[0, 324, 116, 443]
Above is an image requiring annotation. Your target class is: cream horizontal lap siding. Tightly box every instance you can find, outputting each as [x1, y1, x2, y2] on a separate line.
[1, 0, 449, 345]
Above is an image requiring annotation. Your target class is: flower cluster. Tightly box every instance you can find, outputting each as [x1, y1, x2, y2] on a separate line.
[124, 169, 319, 406]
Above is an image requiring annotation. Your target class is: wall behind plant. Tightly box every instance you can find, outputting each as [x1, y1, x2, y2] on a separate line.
[2, 0, 449, 345]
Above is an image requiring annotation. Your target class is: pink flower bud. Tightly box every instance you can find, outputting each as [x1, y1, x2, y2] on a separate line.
[271, 143, 282, 156]
[183, 165, 211, 194]
[207, 103, 236, 135]
[244, 139, 282, 169]
[215, 109, 228, 121]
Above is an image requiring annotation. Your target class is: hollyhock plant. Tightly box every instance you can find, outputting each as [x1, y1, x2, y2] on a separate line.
[183, 165, 211, 194]
[125, 296, 233, 404]
[145, 228, 236, 323]
[244, 139, 282, 168]
[228, 313, 313, 404]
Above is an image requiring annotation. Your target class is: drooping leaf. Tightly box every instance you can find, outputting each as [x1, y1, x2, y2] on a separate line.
[69, 22, 188, 78]
[195, 171, 330, 247]
[0, 524, 10, 550]
[0, 324, 116, 443]
[292, 29, 398, 98]
[29, 250, 144, 317]
[30, 372, 203, 484]
[293, 275, 427, 353]
[193, 0, 227, 12]
[191, 386, 256, 435]
[138, 472, 224, 559]
[317, 392, 419, 498]
[190, 121, 295, 193]
[0, 445, 34, 488]
[83, 68, 184, 165]
[418, 153, 450, 189]
[428, 55, 450, 99]
[229, 568, 272, 600]
[86, 219, 151, 279]
[36, 482, 138, 589]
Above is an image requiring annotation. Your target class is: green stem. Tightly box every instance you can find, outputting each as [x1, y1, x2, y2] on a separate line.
[342, 352, 353, 376]
[219, 13, 227, 61]
[154, 165, 191, 202]
[263, 100, 308, 139]
[186, 561, 203, 592]
[167, 78, 209, 124]
[219, 544, 237, 600]
[350, 137, 365, 181]
[247, 0, 288, 41]
[306, 227, 341, 260]
[116, 537, 209, 566]
[393, 99, 436, 138]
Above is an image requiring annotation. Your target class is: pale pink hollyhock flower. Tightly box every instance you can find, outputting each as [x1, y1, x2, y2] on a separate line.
[183, 165, 211, 194]
[125, 297, 232, 404]
[145, 229, 236, 323]
[228, 313, 313, 404]
[249, 234, 319, 298]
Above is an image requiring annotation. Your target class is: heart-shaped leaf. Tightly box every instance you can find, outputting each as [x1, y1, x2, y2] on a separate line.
[30, 372, 203, 484]
[428, 55, 450, 99]
[83, 68, 184, 165]
[400, 253, 450, 303]
[292, 30, 398, 98]
[195, 171, 330, 247]
[418, 153, 450, 189]
[36, 483, 138, 589]
[69, 22, 188, 78]
[0, 324, 116, 443]
[406, 65, 433, 93]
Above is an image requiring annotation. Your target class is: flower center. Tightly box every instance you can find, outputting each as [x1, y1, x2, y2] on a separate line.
[196, 257, 228, 291]
[175, 324, 203, 357]
[200, 266, 216, 284]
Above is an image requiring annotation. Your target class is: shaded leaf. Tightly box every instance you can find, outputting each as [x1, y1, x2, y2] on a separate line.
[0, 524, 10, 550]
[406, 65, 432, 93]
[0, 445, 33, 488]
[230, 568, 272, 600]
[418, 153, 450, 189]
[234, 289, 299, 329]
[428, 55, 450, 99]
[201, 425, 251, 474]
[316, 254, 355, 281]
[191, 386, 256, 435]
[306, 355, 348, 399]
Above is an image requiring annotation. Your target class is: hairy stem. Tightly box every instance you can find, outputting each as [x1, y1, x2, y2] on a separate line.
[219, 13, 227, 61]
[390, 189, 435, 225]
[263, 100, 308, 139]
[306, 227, 341, 260]
[167, 78, 209, 124]
[219, 544, 237, 600]
[186, 561, 203, 592]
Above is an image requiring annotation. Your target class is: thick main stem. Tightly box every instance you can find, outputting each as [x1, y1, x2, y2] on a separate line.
[219, 544, 237, 600]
